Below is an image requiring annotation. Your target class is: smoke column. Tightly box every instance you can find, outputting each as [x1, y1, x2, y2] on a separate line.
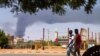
[15, 13, 37, 36]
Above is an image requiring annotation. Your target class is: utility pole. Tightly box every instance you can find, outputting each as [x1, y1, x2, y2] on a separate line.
[48, 29, 50, 46]
[87, 28, 89, 41]
[92, 32, 93, 41]
[95, 33, 97, 45]
[99, 32, 100, 45]
[68, 28, 69, 37]
[96, 32, 99, 45]
[68, 28, 69, 43]
[42, 28, 45, 50]
[56, 31, 58, 39]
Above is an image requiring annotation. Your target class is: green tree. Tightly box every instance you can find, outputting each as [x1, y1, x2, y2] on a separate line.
[27, 40, 34, 48]
[0, 0, 97, 15]
[0, 30, 9, 48]
[49, 40, 61, 46]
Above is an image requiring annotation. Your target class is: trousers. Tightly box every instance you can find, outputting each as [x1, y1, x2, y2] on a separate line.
[67, 46, 74, 56]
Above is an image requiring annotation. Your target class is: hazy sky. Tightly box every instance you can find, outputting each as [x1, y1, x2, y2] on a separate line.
[0, 0, 100, 41]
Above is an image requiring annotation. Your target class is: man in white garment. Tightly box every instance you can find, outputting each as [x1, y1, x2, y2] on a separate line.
[67, 30, 75, 56]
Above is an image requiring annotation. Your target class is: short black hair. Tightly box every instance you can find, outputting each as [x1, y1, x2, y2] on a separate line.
[69, 30, 72, 34]
[74, 29, 78, 34]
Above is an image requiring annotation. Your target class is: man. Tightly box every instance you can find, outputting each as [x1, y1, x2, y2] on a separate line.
[74, 29, 82, 56]
[67, 30, 74, 56]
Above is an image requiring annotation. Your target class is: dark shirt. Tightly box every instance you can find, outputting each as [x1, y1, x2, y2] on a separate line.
[75, 34, 82, 48]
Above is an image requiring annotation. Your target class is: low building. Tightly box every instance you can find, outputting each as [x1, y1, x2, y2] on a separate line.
[54, 36, 68, 47]
[13, 36, 24, 48]
[7, 34, 14, 48]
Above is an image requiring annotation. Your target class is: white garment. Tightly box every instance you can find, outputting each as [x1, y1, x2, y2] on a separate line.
[68, 35, 74, 47]
[69, 35, 74, 43]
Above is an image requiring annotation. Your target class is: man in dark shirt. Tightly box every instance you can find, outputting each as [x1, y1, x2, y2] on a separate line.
[74, 29, 82, 56]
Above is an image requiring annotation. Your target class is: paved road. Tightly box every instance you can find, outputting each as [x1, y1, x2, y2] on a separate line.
[0, 54, 65, 56]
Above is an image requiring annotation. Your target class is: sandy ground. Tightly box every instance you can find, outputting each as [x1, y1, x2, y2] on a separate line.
[0, 49, 85, 55]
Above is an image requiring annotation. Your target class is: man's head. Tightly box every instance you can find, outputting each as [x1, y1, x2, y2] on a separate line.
[74, 29, 78, 34]
[69, 30, 73, 34]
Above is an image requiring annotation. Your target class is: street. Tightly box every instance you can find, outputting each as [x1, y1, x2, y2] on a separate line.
[0, 49, 85, 56]
[0, 54, 65, 56]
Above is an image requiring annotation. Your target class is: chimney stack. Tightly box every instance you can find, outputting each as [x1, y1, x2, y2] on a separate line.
[87, 28, 89, 41]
